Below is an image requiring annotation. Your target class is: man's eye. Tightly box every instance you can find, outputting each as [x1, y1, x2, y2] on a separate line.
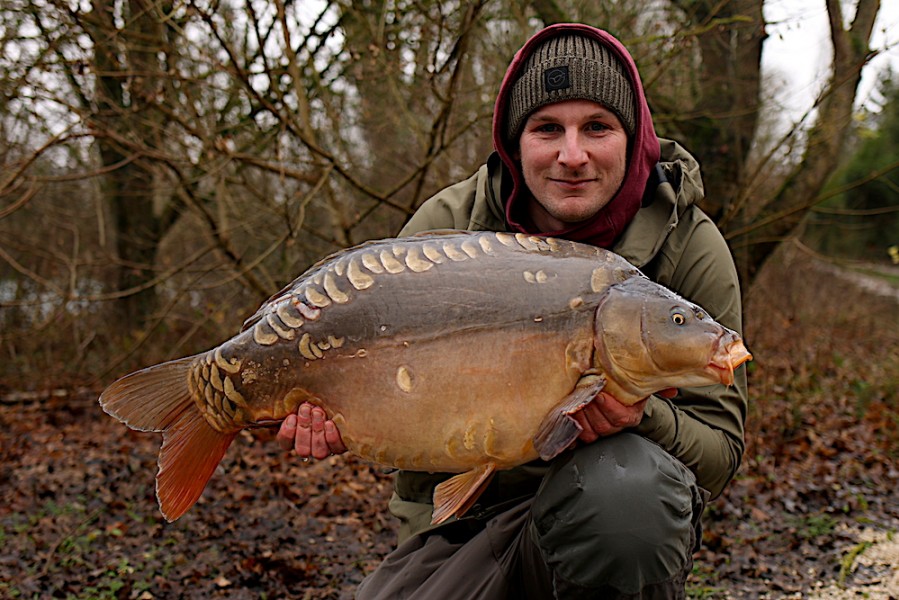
[536, 123, 562, 133]
[587, 122, 609, 132]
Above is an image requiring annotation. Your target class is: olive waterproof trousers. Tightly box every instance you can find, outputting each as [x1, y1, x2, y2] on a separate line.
[356, 434, 707, 599]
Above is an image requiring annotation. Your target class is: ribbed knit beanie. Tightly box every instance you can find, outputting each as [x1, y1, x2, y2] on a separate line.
[505, 33, 636, 141]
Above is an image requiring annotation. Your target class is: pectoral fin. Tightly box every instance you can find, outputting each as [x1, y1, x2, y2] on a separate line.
[533, 375, 606, 461]
[431, 463, 497, 525]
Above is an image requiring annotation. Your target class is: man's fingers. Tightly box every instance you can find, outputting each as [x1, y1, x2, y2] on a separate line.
[294, 403, 313, 457]
[574, 403, 606, 442]
[297, 402, 313, 427]
[325, 421, 348, 454]
[310, 407, 331, 459]
[598, 394, 646, 428]
[282, 402, 347, 460]
[311, 406, 326, 432]
[277, 413, 297, 451]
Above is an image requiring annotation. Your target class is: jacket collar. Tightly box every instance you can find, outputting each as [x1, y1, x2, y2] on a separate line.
[483, 138, 702, 268]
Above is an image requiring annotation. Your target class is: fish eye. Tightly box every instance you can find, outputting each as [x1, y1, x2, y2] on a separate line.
[671, 312, 686, 326]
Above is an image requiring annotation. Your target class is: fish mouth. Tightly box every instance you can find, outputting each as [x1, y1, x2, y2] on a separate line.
[707, 338, 752, 386]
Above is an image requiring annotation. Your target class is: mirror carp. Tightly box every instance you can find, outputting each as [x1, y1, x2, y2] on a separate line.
[99, 231, 751, 525]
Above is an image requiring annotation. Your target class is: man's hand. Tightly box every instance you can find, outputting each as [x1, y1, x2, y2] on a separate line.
[276, 402, 347, 460]
[573, 388, 676, 442]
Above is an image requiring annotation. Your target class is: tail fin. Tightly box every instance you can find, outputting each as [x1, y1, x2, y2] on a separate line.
[99, 357, 196, 432]
[156, 406, 236, 521]
[99, 356, 237, 522]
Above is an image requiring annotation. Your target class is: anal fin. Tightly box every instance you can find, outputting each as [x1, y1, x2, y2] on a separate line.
[431, 463, 497, 525]
[533, 375, 606, 461]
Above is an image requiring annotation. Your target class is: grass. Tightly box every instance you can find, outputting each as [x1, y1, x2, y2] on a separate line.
[3, 242, 897, 599]
[687, 564, 728, 598]
[851, 265, 899, 289]
[789, 513, 840, 540]
[838, 541, 874, 587]
[0, 498, 159, 600]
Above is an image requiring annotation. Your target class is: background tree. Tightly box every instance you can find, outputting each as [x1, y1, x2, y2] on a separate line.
[82, 0, 182, 325]
[720, 0, 883, 281]
[656, 0, 766, 225]
[0, 0, 894, 386]
[805, 70, 899, 260]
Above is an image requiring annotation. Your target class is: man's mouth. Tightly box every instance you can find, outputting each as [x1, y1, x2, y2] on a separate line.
[550, 178, 596, 189]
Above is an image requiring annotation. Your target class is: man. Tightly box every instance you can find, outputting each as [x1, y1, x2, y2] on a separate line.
[277, 23, 747, 598]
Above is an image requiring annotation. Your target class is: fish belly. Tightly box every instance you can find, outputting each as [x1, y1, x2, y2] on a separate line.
[293, 322, 594, 473]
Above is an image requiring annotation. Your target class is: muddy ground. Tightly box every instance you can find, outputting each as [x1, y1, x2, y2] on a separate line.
[2, 248, 897, 599]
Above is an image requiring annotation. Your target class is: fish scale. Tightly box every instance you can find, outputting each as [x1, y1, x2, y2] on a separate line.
[99, 230, 752, 525]
[238, 232, 612, 368]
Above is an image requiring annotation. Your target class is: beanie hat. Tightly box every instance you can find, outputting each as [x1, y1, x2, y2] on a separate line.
[492, 24, 660, 249]
[505, 33, 636, 141]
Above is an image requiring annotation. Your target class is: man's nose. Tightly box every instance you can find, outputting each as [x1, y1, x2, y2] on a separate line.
[557, 130, 588, 168]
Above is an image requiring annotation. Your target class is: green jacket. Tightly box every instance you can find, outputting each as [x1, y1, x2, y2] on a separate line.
[390, 139, 748, 541]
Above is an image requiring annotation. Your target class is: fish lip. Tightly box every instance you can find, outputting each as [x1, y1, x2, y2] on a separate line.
[706, 363, 735, 386]
[707, 338, 752, 385]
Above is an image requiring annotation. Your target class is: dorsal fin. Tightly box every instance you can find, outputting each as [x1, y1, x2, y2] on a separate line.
[241, 231, 481, 332]
[409, 228, 471, 237]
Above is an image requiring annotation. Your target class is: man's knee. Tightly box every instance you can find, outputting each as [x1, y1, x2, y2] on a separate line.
[530, 434, 701, 594]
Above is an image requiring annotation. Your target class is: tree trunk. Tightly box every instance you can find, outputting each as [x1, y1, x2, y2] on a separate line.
[668, 0, 766, 223]
[731, 0, 881, 283]
[87, 0, 174, 327]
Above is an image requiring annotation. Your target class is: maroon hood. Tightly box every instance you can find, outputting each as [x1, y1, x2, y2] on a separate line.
[494, 24, 660, 248]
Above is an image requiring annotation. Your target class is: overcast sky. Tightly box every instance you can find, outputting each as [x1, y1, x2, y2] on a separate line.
[762, 0, 899, 123]
[295, 1, 898, 127]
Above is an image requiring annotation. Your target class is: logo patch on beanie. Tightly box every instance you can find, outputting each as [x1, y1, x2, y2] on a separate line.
[544, 66, 570, 92]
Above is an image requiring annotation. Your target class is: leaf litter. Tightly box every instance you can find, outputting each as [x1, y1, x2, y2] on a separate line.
[1, 245, 897, 599]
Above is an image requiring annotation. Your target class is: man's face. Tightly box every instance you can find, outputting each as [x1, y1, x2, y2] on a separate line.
[516, 99, 628, 232]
